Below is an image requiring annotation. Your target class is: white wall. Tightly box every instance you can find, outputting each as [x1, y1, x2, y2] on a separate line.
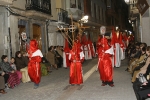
[141, 17, 150, 45]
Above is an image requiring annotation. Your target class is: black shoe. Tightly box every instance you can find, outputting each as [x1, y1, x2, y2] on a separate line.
[109, 84, 114, 87]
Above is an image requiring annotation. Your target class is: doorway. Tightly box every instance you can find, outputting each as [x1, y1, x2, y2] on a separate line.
[32, 24, 42, 50]
[18, 25, 26, 52]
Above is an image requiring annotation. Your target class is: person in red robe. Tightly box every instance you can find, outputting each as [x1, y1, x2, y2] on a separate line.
[28, 40, 43, 89]
[63, 38, 71, 68]
[111, 28, 122, 67]
[122, 32, 129, 48]
[88, 36, 96, 58]
[69, 41, 84, 85]
[81, 34, 92, 60]
[119, 31, 126, 60]
[97, 36, 114, 87]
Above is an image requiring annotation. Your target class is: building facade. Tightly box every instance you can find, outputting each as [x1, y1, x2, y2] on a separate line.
[0, 0, 129, 59]
[0, 0, 52, 59]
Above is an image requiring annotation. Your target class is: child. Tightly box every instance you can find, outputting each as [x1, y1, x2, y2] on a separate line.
[10, 57, 22, 80]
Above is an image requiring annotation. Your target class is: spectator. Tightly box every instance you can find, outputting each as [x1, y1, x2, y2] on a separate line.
[10, 57, 22, 80]
[54, 46, 63, 68]
[0, 55, 20, 88]
[15, 51, 30, 83]
[46, 46, 58, 70]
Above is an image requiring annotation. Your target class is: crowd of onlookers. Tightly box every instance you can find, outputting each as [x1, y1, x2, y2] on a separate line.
[0, 45, 64, 94]
[126, 41, 150, 100]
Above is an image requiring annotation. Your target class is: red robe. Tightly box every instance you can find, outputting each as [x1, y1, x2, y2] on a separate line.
[28, 56, 42, 84]
[63, 39, 71, 68]
[69, 50, 84, 85]
[97, 37, 113, 82]
[88, 40, 96, 57]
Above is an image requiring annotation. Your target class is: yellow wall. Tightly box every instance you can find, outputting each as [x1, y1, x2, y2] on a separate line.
[12, 0, 26, 10]
[56, 0, 61, 8]
[51, 0, 66, 20]
[51, 0, 57, 20]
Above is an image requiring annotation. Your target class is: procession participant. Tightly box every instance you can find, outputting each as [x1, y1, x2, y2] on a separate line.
[69, 41, 84, 85]
[88, 35, 96, 57]
[97, 26, 114, 87]
[63, 38, 71, 68]
[81, 34, 92, 60]
[119, 31, 126, 60]
[28, 40, 43, 89]
[111, 27, 122, 67]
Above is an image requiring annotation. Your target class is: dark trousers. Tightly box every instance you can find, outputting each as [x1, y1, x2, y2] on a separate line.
[3, 74, 9, 84]
[57, 57, 63, 68]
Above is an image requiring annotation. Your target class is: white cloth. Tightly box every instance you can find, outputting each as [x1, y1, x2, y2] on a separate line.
[120, 48, 125, 60]
[114, 43, 121, 67]
[63, 52, 69, 68]
[105, 46, 114, 55]
[83, 45, 92, 60]
[69, 51, 84, 60]
[32, 49, 43, 57]
[80, 51, 85, 59]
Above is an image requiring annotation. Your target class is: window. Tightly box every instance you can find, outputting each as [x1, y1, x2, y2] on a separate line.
[107, 0, 111, 9]
[78, 0, 82, 10]
[70, 0, 76, 8]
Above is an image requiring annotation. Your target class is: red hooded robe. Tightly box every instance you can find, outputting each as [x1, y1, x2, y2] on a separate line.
[28, 40, 43, 84]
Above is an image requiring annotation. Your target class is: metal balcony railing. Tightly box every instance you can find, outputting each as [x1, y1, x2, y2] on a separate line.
[56, 8, 68, 23]
[25, 0, 51, 15]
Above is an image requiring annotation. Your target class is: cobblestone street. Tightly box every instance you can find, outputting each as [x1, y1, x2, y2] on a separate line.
[0, 58, 137, 100]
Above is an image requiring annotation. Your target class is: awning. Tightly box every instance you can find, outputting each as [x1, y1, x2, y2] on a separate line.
[137, 0, 149, 16]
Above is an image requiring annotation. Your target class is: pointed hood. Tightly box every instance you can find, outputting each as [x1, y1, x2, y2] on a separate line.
[111, 26, 117, 46]
[81, 34, 88, 45]
[28, 39, 38, 58]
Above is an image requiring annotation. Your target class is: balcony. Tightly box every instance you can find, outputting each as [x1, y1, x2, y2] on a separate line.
[56, 8, 68, 24]
[0, 0, 13, 5]
[67, 8, 83, 21]
[25, 0, 51, 15]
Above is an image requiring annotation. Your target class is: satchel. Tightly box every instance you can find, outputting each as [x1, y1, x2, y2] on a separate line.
[138, 73, 147, 83]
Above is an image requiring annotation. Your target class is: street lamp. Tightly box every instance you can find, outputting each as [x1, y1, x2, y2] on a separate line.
[124, 0, 130, 4]
[80, 15, 89, 23]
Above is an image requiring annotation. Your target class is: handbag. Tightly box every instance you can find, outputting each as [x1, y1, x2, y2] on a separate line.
[138, 73, 147, 83]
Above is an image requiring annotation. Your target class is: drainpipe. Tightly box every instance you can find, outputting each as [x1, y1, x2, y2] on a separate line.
[139, 14, 142, 42]
[7, 5, 12, 60]
[46, 20, 49, 53]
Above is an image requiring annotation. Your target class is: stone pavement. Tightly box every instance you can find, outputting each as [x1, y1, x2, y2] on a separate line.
[0, 58, 139, 100]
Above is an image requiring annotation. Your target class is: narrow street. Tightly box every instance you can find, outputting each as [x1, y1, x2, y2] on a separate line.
[0, 58, 137, 100]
